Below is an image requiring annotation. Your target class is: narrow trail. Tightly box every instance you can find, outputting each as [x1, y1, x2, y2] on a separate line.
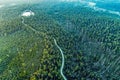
[21, 16, 67, 80]
[53, 38, 67, 80]
[21, 17, 40, 34]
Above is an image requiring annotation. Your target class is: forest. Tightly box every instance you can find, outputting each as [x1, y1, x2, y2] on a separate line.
[0, 1, 120, 80]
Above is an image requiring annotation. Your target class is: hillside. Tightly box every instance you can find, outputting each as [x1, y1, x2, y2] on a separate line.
[0, 2, 120, 80]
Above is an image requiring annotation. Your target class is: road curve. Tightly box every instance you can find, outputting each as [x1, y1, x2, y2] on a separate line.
[53, 38, 67, 80]
[21, 16, 67, 80]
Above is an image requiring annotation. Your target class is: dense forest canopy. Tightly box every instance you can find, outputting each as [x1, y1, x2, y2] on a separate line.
[0, 0, 120, 80]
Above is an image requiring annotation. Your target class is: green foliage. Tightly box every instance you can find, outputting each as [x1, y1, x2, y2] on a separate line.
[0, 2, 120, 80]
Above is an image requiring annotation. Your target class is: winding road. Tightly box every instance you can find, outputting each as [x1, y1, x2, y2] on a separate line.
[21, 15, 67, 80]
[53, 38, 67, 80]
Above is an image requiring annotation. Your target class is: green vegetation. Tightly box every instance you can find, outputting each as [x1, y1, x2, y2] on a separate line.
[0, 2, 120, 80]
